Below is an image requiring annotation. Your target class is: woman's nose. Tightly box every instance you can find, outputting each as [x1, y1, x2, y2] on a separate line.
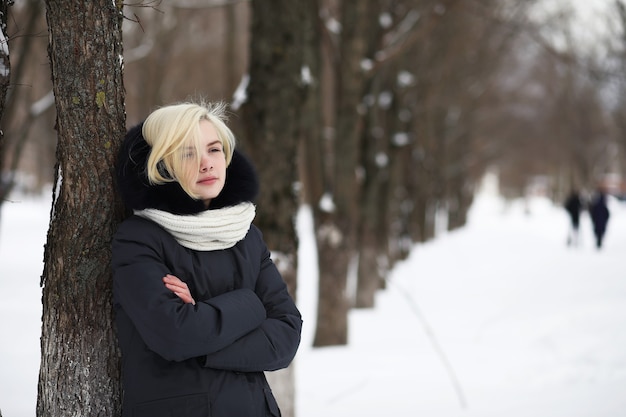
[200, 154, 211, 172]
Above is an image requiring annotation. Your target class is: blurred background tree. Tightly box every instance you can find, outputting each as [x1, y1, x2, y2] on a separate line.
[0, 0, 10, 137]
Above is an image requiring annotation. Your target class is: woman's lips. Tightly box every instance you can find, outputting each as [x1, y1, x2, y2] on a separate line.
[198, 177, 218, 185]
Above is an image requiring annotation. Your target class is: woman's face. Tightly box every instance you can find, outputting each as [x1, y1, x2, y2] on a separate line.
[182, 120, 227, 207]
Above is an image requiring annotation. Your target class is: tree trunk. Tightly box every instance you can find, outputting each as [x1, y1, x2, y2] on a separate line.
[313, 0, 379, 347]
[355, 232, 383, 308]
[353, 63, 397, 309]
[0, 0, 9, 125]
[224, 2, 237, 96]
[0, 0, 11, 200]
[37, 2, 125, 416]
[240, 1, 313, 416]
[0, 0, 46, 205]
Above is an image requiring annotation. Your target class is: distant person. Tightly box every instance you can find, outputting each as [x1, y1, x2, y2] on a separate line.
[564, 190, 583, 247]
[589, 189, 610, 249]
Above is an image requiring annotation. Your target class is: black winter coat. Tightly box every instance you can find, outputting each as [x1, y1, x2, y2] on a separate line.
[590, 193, 610, 235]
[112, 123, 302, 417]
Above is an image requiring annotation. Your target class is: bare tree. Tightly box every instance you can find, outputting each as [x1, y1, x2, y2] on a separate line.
[0, 0, 10, 124]
[311, 0, 381, 347]
[610, 0, 626, 183]
[0, 0, 51, 206]
[239, 1, 314, 415]
[37, 1, 125, 416]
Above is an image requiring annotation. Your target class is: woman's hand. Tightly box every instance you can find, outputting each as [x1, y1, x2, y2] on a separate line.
[163, 274, 196, 305]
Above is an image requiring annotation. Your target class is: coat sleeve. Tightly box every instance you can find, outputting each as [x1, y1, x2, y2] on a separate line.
[202, 228, 302, 372]
[112, 218, 267, 362]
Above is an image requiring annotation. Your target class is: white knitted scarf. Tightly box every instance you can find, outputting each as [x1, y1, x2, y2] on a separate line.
[134, 202, 256, 251]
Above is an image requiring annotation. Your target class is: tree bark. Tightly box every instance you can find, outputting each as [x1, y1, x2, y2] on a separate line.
[0, 0, 11, 200]
[37, 1, 125, 416]
[0, 0, 9, 125]
[240, 1, 312, 416]
[313, 0, 379, 346]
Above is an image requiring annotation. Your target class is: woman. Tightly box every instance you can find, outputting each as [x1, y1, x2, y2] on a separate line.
[112, 101, 302, 417]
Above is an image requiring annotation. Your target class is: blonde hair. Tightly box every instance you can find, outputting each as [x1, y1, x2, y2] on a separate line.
[142, 101, 236, 199]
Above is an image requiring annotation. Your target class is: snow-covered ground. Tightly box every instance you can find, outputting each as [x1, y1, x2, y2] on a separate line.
[1, 183, 625, 417]
[295, 187, 626, 417]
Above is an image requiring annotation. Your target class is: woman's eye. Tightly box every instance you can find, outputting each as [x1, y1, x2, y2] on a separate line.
[210, 147, 223, 153]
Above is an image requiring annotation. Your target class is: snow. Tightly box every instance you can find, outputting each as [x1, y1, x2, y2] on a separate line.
[30, 91, 55, 118]
[360, 59, 374, 72]
[300, 66, 312, 85]
[0, 196, 47, 417]
[0, 30, 8, 77]
[295, 190, 626, 417]
[0, 29, 8, 56]
[230, 73, 249, 111]
[1, 184, 625, 417]
[397, 71, 415, 88]
[318, 192, 335, 213]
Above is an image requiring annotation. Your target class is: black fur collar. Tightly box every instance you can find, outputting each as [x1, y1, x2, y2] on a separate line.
[116, 122, 259, 215]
